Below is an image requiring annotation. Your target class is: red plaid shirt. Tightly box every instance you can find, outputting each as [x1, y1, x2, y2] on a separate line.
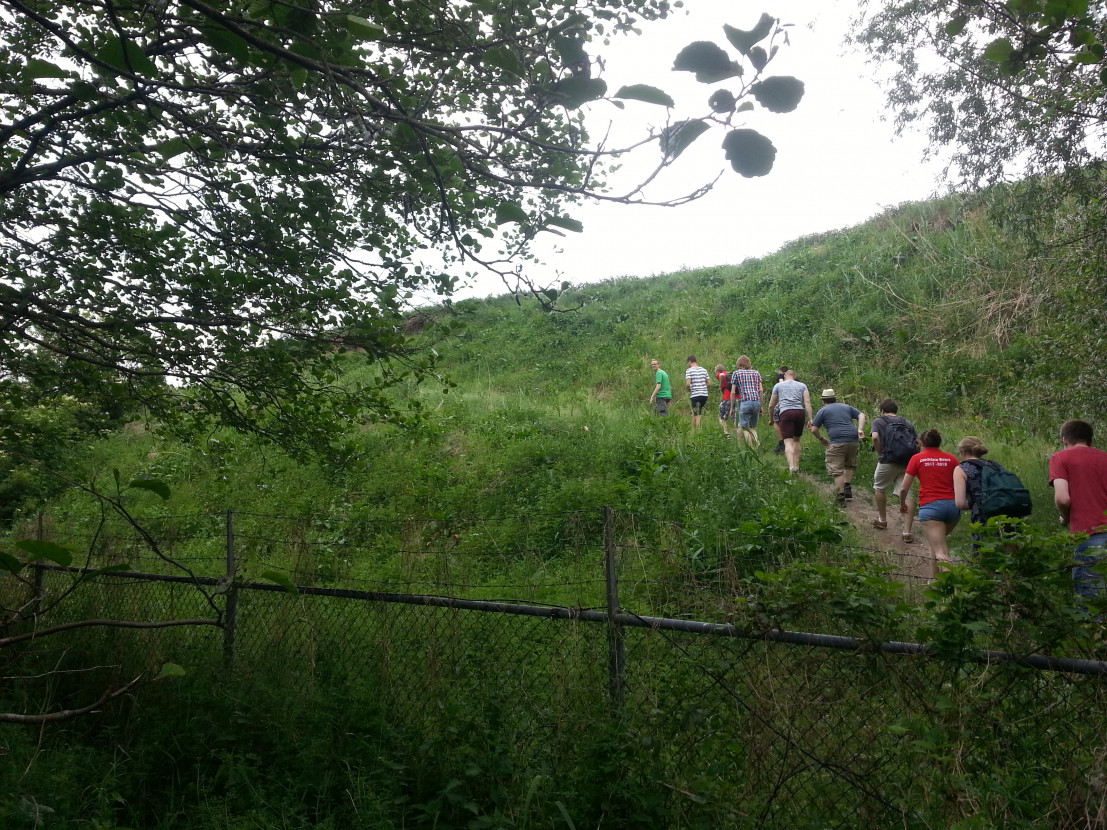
[731, 369, 762, 401]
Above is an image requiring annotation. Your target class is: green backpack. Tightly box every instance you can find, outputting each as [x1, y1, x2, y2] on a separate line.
[966, 459, 1033, 520]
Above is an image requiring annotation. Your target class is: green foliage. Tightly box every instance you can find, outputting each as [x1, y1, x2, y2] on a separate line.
[0, 1, 809, 457]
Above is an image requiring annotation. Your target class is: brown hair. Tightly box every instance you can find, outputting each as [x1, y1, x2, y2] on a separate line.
[736, 355, 752, 370]
[878, 398, 898, 414]
[920, 428, 942, 448]
[1061, 419, 1094, 446]
[956, 436, 988, 457]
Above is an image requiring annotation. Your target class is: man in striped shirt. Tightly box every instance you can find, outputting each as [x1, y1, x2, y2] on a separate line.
[685, 355, 710, 432]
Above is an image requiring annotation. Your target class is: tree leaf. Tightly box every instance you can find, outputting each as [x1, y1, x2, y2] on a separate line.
[155, 663, 186, 680]
[96, 36, 158, 77]
[661, 120, 710, 160]
[548, 77, 607, 109]
[346, 15, 385, 41]
[0, 551, 24, 574]
[260, 570, 300, 594]
[545, 215, 583, 233]
[724, 14, 775, 56]
[202, 24, 251, 62]
[24, 58, 69, 79]
[483, 46, 524, 77]
[495, 202, 529, 226]
[722, 128, 777, 177]
[14, 539, 73, 567]
[613, 84, 675, 107]
[673, 41, 741, 83]
[751, 76, 805, 113]
[982, 38, 1015, 62]
[128, 479, 171, 500]
[944, 15, 969, 37]
[749, 45, 769, 72]
[708, 89, 737, 113]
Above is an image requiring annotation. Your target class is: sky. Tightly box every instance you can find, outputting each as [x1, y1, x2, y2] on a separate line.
[452, 0, 949, 300]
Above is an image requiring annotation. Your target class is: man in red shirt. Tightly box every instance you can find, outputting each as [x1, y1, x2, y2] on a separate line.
[1049, 419, 1107, 603]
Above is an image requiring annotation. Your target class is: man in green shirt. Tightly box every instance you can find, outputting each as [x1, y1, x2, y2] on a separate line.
[649, 359, 671, 416]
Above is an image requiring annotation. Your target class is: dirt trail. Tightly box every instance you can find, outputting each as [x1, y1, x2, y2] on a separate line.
[800, 472, 932, 583]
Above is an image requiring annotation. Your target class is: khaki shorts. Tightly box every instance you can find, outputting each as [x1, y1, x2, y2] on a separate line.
[824, 442, 859, 478]
[872, 461, 907, 494]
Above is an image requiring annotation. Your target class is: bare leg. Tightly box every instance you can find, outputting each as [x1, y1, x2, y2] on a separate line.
[923, 520, 956, 576]
[874, 489, 888, 523]
[784, 437, 801, 472]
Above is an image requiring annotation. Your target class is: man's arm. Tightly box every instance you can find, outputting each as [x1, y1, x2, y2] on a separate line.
[650, 381, 660, 402]
[767, 392, 779, 416]
[1054, 478, 1072, 527]
[803, 389, 813, 421]
[871, 427, 883, 455]
[856, 412, 867, 440]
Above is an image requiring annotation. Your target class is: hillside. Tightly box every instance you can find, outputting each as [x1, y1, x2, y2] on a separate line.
[6, 189, 1107, 830]
[13, 191, 1101, 559]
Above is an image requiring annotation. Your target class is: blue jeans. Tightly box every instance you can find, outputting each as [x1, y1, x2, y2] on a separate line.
[1073, 532, 1107, 604]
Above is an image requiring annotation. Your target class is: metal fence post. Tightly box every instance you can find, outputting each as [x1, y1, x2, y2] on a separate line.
[223, 509, 238, 667]
[31, 511, 46, 615]
[604, 506, 626, 707]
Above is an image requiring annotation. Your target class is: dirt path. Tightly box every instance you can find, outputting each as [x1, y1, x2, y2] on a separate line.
[802, 472, 932, 584]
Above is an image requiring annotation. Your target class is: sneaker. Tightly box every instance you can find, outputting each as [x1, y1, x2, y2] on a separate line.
[773, 441, 785, 453]
[870, 518, 887, 530]
[902, 532, 914, 544]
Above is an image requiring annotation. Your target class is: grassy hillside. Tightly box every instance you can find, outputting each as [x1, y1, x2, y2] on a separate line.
[18, 190, 1102, 572]
[6, 189, 1107, 830]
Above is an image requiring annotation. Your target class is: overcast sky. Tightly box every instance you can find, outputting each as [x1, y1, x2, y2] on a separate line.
[453, 0, 948, 300]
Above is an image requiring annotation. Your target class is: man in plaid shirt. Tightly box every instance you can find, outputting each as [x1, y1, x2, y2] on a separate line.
[730, 356, 764, 447]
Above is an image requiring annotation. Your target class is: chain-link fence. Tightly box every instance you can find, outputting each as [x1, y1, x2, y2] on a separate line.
[7, 508, 1107, 827]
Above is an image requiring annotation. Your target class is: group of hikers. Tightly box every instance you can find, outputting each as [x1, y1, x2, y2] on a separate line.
[649, 357, 1107, 595]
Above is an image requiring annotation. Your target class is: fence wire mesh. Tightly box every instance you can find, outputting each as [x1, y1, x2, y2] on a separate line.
[6, 508, 1107, 827]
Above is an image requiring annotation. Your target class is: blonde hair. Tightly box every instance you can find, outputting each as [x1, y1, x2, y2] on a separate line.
[957, 436, 989, 457]
[715, 364, 726, 373]
[736, 355, 752, 370]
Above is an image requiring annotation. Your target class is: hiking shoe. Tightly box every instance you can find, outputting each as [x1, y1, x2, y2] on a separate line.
[870, 518, 888, 530]
[902, 532, 914, 543]
[835, 491, 847, 505]
[843, 483, 853, 500]
[773, 441, 785, 453]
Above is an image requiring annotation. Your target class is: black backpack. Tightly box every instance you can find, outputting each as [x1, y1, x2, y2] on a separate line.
[964, 459, 1033, 520]
[881, 417, 918, 465]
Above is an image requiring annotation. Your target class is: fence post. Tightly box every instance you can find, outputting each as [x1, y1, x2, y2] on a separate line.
[604, 506, 626, 707]
[223, 509, 238, 667]
[31, 511, 46, 615]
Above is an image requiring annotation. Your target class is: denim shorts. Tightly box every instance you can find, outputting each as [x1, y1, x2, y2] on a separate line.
[1073, 532, 1107, 604]
[738, 400, 761, 428]
[918, 499, 961, 524]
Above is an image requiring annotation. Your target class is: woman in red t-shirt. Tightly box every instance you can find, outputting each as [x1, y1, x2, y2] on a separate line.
[898, 428, 961, 578]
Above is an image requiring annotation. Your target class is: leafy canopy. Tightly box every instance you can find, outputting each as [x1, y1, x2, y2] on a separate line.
[852, 0, 1107, 191]
[0, 0, 802, 453]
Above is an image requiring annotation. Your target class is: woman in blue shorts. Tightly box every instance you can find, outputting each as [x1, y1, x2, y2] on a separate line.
[898, 429, 961, 579]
